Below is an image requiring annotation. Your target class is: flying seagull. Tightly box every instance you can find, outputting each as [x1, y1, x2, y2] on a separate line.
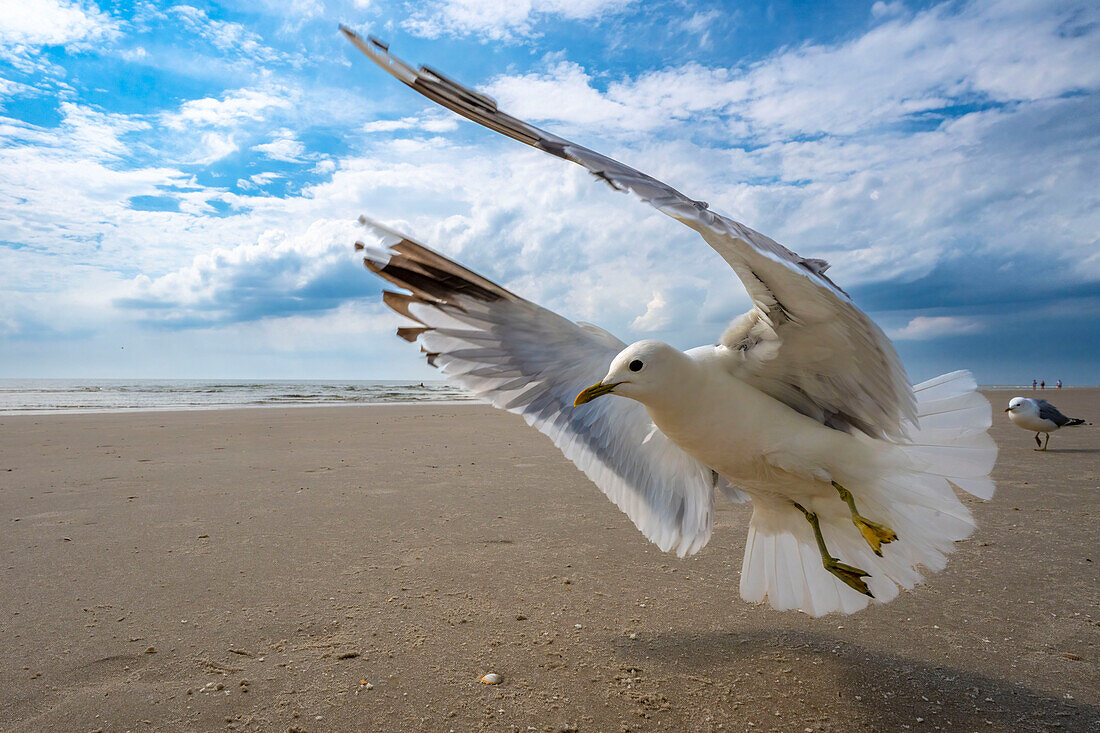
[342, 29, 998, 616]
[1004, 397, 1086, 450]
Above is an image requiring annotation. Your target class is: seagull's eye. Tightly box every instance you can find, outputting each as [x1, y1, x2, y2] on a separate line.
[629, 359, 644, 372]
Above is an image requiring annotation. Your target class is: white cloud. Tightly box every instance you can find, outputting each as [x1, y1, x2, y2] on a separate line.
[253, 129, 306, 162]
[362, 115, 460, 134]
[0, 99, 302, 334]
[362, 118, 417, 133]
[422, 116, 461, 133]
[871, 1, 906, 19]
[0, 75, 37, 101]
[890, 316, 983, 340]
[483, 1, 1100, 138]
[403, 0, 636, 41]
[266, 0, 323, 22]
[1, 102, 148, 159]
[193, 131, 238, 164]
[119, 46, 147, 62]
[162, 87, 294, 130]
[217, 300, 401, 354]
[168, 5, 300, 66]
[680, 9, 723, 48]
[237, 172, 281, 190]
[487, 60, 646, 130]
[118, 219, 363, 325]
[0, 0, 118, 52]
[630, 291, 670, 331]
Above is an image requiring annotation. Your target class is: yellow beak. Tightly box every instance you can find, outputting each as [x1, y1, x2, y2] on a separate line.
[574, 381, 621, 406]
[1003, 407, 1011, 412]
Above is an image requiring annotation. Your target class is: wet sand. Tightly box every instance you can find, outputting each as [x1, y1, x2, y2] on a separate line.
[1, 389, 1097, 732]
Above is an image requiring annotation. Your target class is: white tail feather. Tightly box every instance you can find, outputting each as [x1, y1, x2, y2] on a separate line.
[739, 370, 997, 615]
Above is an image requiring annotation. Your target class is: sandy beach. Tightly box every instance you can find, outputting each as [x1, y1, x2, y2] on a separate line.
[1, 389, 1097, 732]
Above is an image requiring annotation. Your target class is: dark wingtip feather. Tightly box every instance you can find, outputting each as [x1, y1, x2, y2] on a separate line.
[396, 326, 428, 342]
[382, 290, 433, 324]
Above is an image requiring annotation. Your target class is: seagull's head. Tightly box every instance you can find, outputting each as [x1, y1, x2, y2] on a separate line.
[1004, 397, 1030, 414]
[574, 340, 687, 407]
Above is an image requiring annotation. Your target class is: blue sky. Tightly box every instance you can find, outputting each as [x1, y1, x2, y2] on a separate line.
[1, 0, 1097, 384]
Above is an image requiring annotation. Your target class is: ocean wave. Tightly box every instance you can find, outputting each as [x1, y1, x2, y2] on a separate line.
[0, 380, 476, 414]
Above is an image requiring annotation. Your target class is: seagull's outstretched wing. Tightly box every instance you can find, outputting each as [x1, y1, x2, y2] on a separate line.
[356, 217, 733, 557]
[342, 29, 916, 440]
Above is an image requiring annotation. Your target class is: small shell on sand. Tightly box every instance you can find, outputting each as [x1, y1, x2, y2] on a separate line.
[480, 673, 502, 685]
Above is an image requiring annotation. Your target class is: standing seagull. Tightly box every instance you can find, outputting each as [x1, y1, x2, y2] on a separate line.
[1005, 397, 1086, 450]
[342, 30, 998, 616]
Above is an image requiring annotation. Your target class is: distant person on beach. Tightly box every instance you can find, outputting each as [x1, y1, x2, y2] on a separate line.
[1040, 380, 1045, 389]
[1057, 380, 1062, 389]
[1032, 380, 1037, 390]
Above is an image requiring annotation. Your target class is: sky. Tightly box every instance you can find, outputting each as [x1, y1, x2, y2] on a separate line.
[1, 0, 1098, 384]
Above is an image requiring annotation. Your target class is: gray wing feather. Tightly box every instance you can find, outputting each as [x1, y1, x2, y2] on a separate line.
[1035, 399, 1074, 427]
[342, 30, 917, 440]
[356, 217, 719, 557]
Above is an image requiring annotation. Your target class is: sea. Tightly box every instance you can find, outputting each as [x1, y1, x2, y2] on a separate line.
[0, 379, 477, 415]
[0, 380, 1071, 416]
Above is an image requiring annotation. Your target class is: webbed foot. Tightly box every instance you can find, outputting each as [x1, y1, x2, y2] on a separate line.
[832, 481, 898, 556]
[824, 557, 874, 597]
[793, 501, 875, 598]
[854, 516, 898, 557]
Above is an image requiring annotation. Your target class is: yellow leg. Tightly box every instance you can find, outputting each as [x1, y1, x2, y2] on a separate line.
[832, 481, 897, 557]
[792, 501, 873, 598]
[1034, 432, 1049, 451]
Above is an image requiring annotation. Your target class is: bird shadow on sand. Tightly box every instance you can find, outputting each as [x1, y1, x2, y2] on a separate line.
[621, 628, 1098, 731]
